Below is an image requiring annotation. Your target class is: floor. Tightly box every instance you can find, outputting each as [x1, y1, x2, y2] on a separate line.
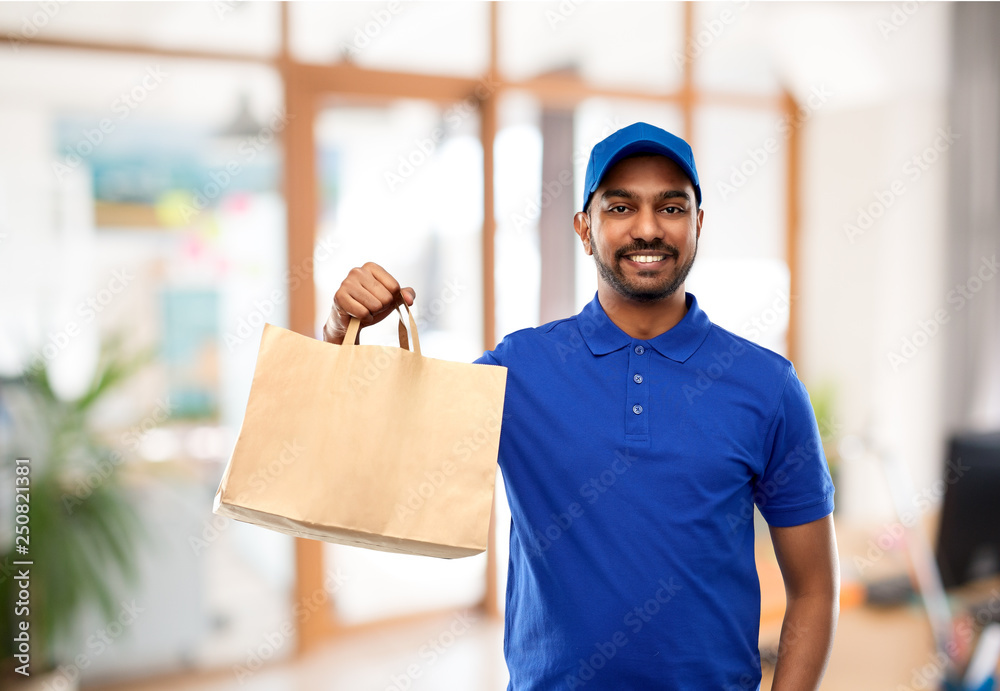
[88, 590, 1000, 691]
[85, 510, 1000, 691]
[85, 518, 1000, 691]
[84, 602, 934, 691]
[90, 610, 510, 691]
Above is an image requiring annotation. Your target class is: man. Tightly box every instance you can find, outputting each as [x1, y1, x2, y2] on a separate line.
[324, 122, 839, 690]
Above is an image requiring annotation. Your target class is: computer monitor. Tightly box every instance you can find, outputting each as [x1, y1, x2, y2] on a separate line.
[935, 430, 1000, 589]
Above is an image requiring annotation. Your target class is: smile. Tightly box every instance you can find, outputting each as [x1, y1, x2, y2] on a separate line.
[623, 254, 674, 265]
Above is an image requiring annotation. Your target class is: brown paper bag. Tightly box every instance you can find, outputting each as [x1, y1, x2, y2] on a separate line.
[213, 303, 507, 558]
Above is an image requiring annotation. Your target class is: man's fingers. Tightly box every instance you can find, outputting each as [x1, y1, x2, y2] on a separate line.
[331, 264, 415, 336]
[334, 293, 373, 326]
[336, 281, 400, 325]
[366, 264, 416, 307]
[365, 262, 403, 298]
[358, 272, 399, 316]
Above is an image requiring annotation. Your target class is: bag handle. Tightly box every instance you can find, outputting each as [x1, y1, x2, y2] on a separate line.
[342, 300, 421, 356]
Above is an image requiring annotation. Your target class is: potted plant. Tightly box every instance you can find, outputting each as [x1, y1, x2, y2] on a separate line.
[0, 342, 149, 689]
[809, 380, 843, 494]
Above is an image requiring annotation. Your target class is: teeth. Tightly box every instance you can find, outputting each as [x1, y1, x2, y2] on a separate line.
[630, 255, 665, 263]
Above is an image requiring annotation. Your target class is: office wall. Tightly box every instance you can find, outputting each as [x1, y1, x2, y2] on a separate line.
[793, 3, 953, 521]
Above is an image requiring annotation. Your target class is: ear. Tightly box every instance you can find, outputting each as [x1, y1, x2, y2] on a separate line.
[573, 211, 593, 255]
[695, 207, 704, 240]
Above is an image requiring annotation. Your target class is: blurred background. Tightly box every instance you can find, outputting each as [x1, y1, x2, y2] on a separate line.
[1, 1, 999, 689]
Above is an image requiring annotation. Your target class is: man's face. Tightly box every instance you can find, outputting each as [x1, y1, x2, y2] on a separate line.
[574, 154, 703, 303]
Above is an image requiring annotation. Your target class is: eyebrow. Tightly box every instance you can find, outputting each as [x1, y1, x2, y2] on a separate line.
[600, 189, 691, 204]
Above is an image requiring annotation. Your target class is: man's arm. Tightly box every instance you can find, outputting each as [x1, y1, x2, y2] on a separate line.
[768, 513, 840, 690]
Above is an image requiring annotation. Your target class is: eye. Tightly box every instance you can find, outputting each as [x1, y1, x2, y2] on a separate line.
[609, 205, 630, 214]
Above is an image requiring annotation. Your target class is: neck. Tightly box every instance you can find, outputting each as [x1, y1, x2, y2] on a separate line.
[597, 283, 689, 340]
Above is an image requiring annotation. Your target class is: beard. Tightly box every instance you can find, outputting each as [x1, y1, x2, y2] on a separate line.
[590, 234, 698, 303]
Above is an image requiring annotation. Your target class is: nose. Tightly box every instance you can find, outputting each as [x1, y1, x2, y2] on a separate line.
[631, 205, 662, 243]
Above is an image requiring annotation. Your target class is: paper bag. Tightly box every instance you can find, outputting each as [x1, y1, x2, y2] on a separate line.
[213, 303, 507, 558]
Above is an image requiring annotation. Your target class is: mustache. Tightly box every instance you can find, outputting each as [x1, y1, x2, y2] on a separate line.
[614, 241, 679, 260]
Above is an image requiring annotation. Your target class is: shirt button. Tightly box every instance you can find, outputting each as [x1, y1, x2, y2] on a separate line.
[633, 374, 643, 384]
[634, 345, 645, 355]
[632, 404, 643, 415]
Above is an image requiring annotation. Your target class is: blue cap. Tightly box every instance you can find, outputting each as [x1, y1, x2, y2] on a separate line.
[582, 122, 701, 212]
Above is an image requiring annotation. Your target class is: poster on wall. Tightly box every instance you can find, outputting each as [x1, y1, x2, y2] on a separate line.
[54, 116, 280, 231]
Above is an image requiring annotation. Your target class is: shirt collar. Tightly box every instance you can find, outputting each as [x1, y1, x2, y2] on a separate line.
[578, 291, 712, 363]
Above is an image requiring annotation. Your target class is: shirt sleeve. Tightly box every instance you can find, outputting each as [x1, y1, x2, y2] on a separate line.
[474, 336, 506, 366]
[754, 364, 836, 527]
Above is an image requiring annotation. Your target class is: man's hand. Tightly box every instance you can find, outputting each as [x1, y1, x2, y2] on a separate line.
[768, 514, 840, 690]
[322, 262, 415, 345]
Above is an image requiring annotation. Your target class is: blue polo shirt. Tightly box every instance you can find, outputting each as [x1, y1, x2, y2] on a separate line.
[475, 292, 834, 690]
